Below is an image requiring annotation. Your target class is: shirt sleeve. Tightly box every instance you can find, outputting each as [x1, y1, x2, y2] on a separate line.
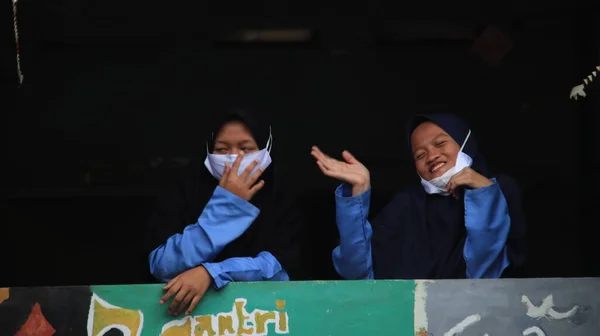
[463, 178, 511, 278]
[202, 251, 290, 289]
[149, 186, 260, 282]
[331, 184, 375, 280]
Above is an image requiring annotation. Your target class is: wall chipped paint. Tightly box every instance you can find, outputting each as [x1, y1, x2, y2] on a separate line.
[1, 279, 599, 335]
[420, 278, 600, 336]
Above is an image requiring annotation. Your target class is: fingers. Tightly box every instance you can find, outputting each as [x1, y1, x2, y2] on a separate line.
[310, 146, 326, 160]
[163, 276, 177, 291]
[316, 161, 338, 178]
[446, 170, 467, 194]
[186, 295, 202, 315]
[245, 166, 264, 186]
[174, 291, 195, 316]
[168, 287, 188, 315]
[231, 151, 245, 174]
[241, 159, 259, 181]
[160, 281, 181, 305]
[311, 146, 334, 167]
[218, 163, 231, 187]
[248, 180, 265, 197]
[342, 150, 358, 164]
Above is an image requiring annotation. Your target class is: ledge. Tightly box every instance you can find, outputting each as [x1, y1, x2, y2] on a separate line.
[1, 278, 598, 335]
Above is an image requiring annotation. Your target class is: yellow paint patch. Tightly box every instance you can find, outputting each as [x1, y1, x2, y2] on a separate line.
[0, 288, 9, 304]
[90, 294, 143, 336]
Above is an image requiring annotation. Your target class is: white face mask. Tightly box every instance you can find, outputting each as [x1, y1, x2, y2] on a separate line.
[420, 130, 472, 196]
[204, 127, 273, 181]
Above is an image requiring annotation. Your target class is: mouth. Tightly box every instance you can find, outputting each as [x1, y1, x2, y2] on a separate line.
[430, 162, 446, 174]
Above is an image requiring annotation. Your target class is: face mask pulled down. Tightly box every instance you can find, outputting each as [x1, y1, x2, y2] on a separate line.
[420, 130, 473, 196]
[204, 128, 273, 181]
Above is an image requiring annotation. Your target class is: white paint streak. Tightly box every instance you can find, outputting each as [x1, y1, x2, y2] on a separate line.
[521, 294, 578, 320]
[160, 316, 194, 334]
[547, 305, 579, 319]
[443, 314, 481, 336]
[413, 280, 430, 334]
[522, 326, 546, 336]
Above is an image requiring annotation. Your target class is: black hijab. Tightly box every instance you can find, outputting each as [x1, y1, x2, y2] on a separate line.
[371, 113, 526, 279]
[144, 109, 306, 280]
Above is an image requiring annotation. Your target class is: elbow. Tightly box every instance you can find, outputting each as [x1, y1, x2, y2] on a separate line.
[148, 249, 172, 283]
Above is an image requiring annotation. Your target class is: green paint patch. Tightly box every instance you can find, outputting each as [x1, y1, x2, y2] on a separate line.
[91, 280, 415, 335]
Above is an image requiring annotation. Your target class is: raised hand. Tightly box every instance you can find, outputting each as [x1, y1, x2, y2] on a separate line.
[311, 146, 371, 196]
[219, 151, 265, 201]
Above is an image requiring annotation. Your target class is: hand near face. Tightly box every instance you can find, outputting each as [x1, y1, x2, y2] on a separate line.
[311, 146, 371, 196]
[160, 265, 212, 316]
[446, 167, 493, 199]
[219, 151, 265, 201]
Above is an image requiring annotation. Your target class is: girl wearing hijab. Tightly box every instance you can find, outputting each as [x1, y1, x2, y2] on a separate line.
[146, 109, 305, 316]
[310, 113, 526, 280]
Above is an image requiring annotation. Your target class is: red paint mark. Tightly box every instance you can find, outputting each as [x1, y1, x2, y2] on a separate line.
[416, 328, 429, 336]
[14, 303, 56, 336]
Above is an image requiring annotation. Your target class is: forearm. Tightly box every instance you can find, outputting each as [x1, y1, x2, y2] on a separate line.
[332, 184, 374, 280]
[149, 186, 259, 282]
[202, 251, 289, 289]
[463, 179, 511, 278]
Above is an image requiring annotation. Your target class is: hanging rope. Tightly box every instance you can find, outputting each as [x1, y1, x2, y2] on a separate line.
[12, 0, 23, 85]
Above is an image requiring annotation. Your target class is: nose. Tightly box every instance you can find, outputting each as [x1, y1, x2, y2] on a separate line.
[425, 151, 441, 165]
[226, 146, 240, 155]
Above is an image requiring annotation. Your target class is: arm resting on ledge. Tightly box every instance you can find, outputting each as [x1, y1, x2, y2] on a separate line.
[203, 251, 290, 289]
[150, 186, 260, 282]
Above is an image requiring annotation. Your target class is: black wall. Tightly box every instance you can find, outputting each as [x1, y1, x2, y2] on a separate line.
[4, 2, 599, 286]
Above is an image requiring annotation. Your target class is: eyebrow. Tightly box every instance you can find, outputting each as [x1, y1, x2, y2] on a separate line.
[413, 133, 450, 152]
[215, 139, 255, 145]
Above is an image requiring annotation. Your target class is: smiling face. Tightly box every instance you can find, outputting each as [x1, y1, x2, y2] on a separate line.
[410, 121, 461, 181]
[212, 120, 259, 154]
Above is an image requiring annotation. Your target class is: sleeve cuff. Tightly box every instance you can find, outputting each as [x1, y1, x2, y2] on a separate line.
[214, 186, 260, 217]
[335, 184, 371, 200]
[202, 262, 228, 289]
[464, 177, 498, 197]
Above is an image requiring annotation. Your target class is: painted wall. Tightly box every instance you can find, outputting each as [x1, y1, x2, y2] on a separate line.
[1, 278, 598, 335]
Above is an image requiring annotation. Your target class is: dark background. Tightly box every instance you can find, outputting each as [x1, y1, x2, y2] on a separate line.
[3, 0, 599, 286]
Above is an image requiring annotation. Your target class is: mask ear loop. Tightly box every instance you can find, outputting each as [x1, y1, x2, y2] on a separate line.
[265, 126, 273, 152]
[460, 129, 471, 152]
[205, 132, 214, 155]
